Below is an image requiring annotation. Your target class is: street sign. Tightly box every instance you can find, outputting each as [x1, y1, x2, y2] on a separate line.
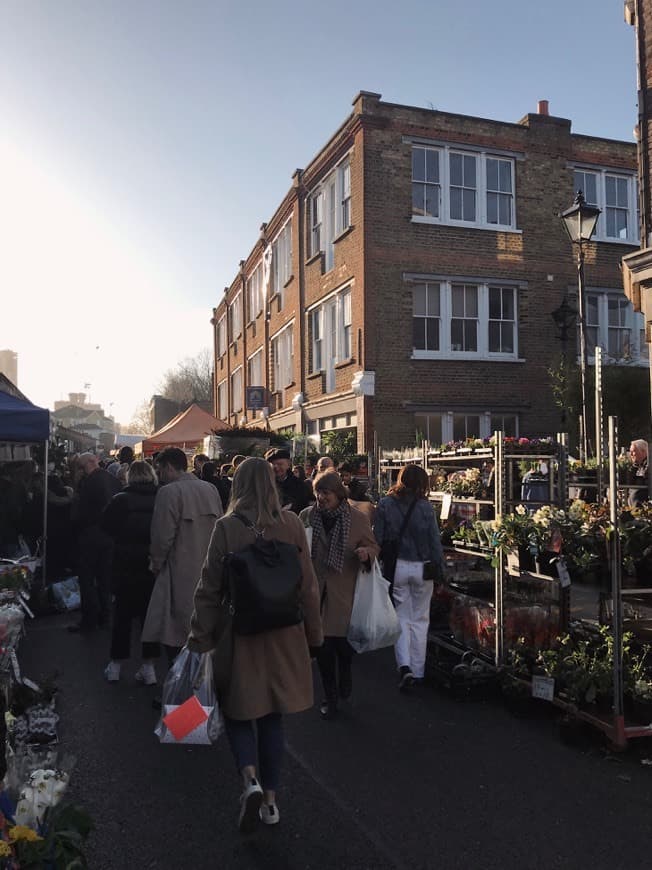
[246, 387, 266, 410]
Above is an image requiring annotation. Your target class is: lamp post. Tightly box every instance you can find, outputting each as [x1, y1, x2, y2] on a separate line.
[560, 190, 601, 463]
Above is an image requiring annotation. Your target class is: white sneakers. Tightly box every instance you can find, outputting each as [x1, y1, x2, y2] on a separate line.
[238, 779, 263, 833]
[259, 803, 280, 825]
[104, 661, 120, 682]
[104, 662, 157, 684]
[135, 663, 157, 686]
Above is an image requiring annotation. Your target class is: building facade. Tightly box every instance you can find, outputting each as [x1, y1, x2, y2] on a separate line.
[0, 350, 18, 387]
[213, 92, 644, 452]
[52, 393, 116, 453]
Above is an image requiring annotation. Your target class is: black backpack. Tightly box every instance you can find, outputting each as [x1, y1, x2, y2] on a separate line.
[222, 513, 303, 636]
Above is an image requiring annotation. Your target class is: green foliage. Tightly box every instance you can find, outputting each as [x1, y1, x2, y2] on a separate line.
[319, 429, 357, 463]
[13, 803, 93, 869]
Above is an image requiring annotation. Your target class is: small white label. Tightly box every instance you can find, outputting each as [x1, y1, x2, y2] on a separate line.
[555, 559, 571, 588]
[440, 494, 452, 521]
[506, 551, 520, 576]
[532, 675, 555, 702]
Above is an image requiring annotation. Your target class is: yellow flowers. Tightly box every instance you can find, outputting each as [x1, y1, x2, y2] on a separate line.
[0, 841, 12, 857]
[9, 824, 42, 842]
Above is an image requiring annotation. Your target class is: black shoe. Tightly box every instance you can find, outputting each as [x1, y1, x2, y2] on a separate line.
[338, 660, 353, 699]
[398, 666, 415, 692]
[319, 698, 338, 720]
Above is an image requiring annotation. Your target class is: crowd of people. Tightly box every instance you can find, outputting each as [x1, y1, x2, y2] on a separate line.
[58, 444, 444, 833]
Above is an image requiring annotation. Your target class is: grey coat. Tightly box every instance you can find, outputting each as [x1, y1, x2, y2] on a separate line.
[142, 473, 223, 647]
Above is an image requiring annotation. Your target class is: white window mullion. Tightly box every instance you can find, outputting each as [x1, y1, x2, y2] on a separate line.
[478, 285, 489, 356]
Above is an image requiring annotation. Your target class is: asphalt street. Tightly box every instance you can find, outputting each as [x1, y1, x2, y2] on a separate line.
[17, 613, 652, 870]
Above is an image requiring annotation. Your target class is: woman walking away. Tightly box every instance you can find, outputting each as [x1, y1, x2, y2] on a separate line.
[374, 465, 444, 691]
[187, 458, 322, 833]
[300, 472, 379, 720]
[101, 460, 160, 684]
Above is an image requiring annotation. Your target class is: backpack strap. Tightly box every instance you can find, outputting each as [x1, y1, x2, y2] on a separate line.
[232, 512, 265, 539]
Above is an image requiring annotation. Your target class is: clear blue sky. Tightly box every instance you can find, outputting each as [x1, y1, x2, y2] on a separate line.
[0, 0, 638, 424]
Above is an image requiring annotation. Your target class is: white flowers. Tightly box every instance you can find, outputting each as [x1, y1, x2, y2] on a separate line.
[15, 768, 69, 828]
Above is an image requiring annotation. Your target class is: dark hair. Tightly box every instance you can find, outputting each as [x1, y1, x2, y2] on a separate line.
[201, 461, 217, 481]
[293, 465, 306, 481]
[388, 464, 429, 500]
[156, 447, 188, 472]
[339, 462, 353, 474]
[118, 445, 134, 464]
[314, 471, 348, 501]
[194, 453, 209, 464]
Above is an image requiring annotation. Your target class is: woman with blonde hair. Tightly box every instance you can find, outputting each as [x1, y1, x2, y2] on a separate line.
[374, 464, 444, 691]
[101, 460, 160, 684]
[187, 458, 322, 833]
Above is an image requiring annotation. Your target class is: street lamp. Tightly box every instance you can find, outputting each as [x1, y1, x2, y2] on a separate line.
[560, 190, 601, 462]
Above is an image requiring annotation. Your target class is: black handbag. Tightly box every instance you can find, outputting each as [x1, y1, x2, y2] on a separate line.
[379, 498, 418, 583]
[422, 560, 443, 582]
[222, 513, 303, 636]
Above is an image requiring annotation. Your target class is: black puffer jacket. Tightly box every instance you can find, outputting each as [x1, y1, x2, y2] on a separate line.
[101, 482, 158, 582]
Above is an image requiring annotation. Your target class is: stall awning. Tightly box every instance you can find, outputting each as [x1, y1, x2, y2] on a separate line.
[0, 380, 50, 442]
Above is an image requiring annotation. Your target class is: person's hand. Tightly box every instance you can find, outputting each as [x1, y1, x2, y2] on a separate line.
[355, 546, 372, 563]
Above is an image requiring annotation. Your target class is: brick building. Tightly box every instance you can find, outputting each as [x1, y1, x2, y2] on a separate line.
[213, 92, 644, 452]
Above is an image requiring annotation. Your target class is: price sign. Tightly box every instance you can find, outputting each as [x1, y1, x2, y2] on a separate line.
[440, 493, 452, 521]
[531, 675, 555, 702]
[555, 558, 571, 588]
[506, 551, 520, 576]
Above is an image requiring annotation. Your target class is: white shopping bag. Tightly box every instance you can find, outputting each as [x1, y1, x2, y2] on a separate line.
[347, 559, 401, 653]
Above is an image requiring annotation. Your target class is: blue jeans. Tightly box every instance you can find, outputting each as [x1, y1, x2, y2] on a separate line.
[223, 713, 284, 791]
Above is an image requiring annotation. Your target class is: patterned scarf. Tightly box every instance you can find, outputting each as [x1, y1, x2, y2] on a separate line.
[310, 499, 352, 574]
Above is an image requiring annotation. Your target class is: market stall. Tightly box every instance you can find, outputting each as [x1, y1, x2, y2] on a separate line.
[135, 403, 228, 457]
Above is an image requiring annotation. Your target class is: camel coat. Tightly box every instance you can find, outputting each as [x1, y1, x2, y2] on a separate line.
[142, 473, 222, 648]
[187, 510, 323, 721]
[299, 504, 379, 637]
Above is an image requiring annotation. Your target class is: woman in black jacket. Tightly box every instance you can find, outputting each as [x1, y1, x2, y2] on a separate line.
[101, 461, 160, 684]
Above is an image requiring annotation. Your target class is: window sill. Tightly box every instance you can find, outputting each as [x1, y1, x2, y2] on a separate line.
[411, 216, 522, 234]
[594, 237, 640, 246]
[284, 274, 295, 288]
[305, 251, 322, 267]
[335, 357, 355, 369]
[307, 370, 323, 380]
[411, 352, 525, 363]
[333, 225, 354, 244]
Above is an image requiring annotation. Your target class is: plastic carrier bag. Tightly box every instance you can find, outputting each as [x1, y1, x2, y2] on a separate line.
[154, 649, 222, 745]
[347, 559, 401, 653]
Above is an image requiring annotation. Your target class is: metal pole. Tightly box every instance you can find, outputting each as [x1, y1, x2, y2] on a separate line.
[495, 430, 504, 667]
[609, 417, 626, 747]
[595, 346, 603, 501]
[42, 440, 48, 585]
[577, 246, 589, 463]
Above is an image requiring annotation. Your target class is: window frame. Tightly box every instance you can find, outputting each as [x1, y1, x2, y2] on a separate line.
[217, 315, 227, 358]
[415, 411, 519, 445]
[584, 287, 647, 365]
[217, 378, 228, 421]
[308, 156, 353, 269]
[271, 323, 294, 391]
[230, 366, 243, 415]
[411, 144, 516, 231]
[246, 262, 264, 322]
[572, 166, 639, 244]
[229, 292, 242, 341]
[271, 220, 293, 307]
[308, 285, 353, 373]
[410, 278, 519, 361]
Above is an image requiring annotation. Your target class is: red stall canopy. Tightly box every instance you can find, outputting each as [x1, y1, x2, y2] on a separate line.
[136, 404, 228, 457]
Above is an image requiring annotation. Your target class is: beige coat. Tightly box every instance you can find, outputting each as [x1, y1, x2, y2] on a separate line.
[143, 473, 222, 647]
[187, 510, 323, 721]
[299, 504, 379, 637]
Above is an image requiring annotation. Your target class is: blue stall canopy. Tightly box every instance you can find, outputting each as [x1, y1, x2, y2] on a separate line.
[0, 375, 50, 442]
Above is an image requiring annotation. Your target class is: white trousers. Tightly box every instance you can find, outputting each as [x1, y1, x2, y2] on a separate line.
[392, 559, 433, 679]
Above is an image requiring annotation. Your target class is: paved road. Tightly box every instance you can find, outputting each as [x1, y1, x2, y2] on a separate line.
[17, 614, 652, 869]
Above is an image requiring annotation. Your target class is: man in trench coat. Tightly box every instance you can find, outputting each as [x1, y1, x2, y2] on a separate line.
[143, 447, 222, 659]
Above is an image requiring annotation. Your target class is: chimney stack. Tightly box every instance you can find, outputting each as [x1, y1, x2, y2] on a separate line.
[537, 100, 549, 116]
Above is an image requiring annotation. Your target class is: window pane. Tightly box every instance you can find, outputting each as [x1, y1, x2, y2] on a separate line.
[502, 289, 514, 320]
[501, 322, 514, 353]
[489, 288, 502, 319]
[606, 175, 616, 204]
[499, 160, 512, 193]
[412, 148, 425, 182]
[426, 284, 440, 316]
[617, 177, 628, 207]
[451, 319, 463, 350]
[426, 149, 439, 183]
[425, 185, 439, 218]
[413, 284, 426, 315]
[426, 317, 439, 350]
[451, 284, 465, 316]
[489, 321, 500, 352]
[499, 195, 511, 225]
[413, 317, 425, 350]
[463, 188, 476, 221]
[465, 286, 478, 316]
[450, 153, 463, 186]
[412, 184, 425, 216]
[450, 186, 462, 220]
[586, 295, 599, 325]
[464, 319, 477, 351]
[487, 158, 498, 191]
[464, 155, 476, 186]
[487, 192, 498, 224]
